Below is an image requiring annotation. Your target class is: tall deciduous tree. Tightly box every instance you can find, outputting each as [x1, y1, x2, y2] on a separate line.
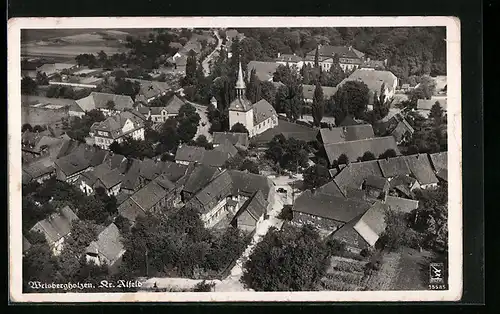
[333, 80, 370, 119]
[241, 225, 329, 291]
[303, 164, 330, 190]
[246, 68, 261, 103]
[312, 82, 324, 127]
[314, 45, 320, 68]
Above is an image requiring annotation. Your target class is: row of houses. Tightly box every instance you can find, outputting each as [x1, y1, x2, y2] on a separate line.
[290, 151, 448, 253]
[275, 45, 386, 73]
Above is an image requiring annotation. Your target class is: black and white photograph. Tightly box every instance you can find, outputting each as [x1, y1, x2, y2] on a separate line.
[8, 16, 462, 302]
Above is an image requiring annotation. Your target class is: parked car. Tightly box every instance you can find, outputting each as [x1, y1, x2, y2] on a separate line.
[277, 188, 287, 193]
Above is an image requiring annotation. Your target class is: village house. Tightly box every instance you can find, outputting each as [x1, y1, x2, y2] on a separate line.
[54, 144, 105, 183]
[416, 97, 447, 118]
[291, 190, 373, 239]
[124, 79, 172, 104]
[21, 132, 76, 163]
[90, 111, 145, 150]
[230, 63, 279, 138]
[247, 61, 280, 82]
[181, 164, 222, 202]
[212, 132, 249, 149]
[337, 69, 398, 107]
[330, 160, 384, 197]
[305, 45, 365, 72]
[185, 170, 275, 228]
[377, 155, 412, 179]
[302, 84, 337, 105]
[23, 157, 57, 184]
[252, 119, 319, 148]
[138, 94, 185, 122]
[175, 145, 206, 165]
[78, 162, 125, 196]
[404, 154, 439, 189]
[323, 136, 400, 167]
[386, 114, 415, 144]
[85, 223, 126, 274]
[275, 53, 304, 70]
[29, 206, 79, 256]
[36, 63, 78, 78]
[118, 176, 179, 224]
[429, 151, 448, 182]
[317, 124, 375, 145]
[75, 92, 135, 117]
[384, 195, 419, 213]
[329, 201, 389, 253]
[230, 190, 268, 234]
[362, 175, 390, 199]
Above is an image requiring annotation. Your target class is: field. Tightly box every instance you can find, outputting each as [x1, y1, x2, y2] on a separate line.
[319, 247, 437, 291]
[20, 28, 154, 61]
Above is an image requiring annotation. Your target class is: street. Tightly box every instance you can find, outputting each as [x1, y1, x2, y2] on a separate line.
[202, 30, 223, 77]
[186, 101, 212, 141]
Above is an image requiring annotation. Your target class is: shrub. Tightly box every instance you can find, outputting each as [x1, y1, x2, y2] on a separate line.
[193, 280, 215, 292]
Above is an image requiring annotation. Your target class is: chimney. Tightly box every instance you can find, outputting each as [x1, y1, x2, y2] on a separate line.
[277, 52, 281, 58]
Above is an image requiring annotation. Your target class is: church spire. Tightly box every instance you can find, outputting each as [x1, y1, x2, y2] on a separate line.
[235, 62, 246, 97]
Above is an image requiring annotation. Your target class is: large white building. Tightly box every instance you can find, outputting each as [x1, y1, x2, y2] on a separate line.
[90, 111, 145, 150]
[229, 63, 278, 138]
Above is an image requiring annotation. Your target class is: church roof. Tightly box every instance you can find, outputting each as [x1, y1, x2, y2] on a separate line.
[228, 97, 253, 112]
[252, 99, 277, 125]
[236, 62, 246, 89]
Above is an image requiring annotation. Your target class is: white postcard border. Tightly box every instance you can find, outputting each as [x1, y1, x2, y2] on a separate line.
[8, 16, 462, 303]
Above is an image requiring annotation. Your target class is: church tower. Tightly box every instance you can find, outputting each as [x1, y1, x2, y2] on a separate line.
[228, 62, 254, 136]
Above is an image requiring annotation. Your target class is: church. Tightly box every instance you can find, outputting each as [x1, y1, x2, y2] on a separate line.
[229, 62, 278, 138]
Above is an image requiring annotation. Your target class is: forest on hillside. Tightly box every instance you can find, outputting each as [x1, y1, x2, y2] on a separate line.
[234, 27, 446, 83]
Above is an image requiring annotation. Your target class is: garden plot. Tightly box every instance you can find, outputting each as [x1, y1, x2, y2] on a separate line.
[320, 255, 369, 291]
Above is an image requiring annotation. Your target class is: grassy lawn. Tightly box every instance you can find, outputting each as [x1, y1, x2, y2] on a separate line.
[393, 247, 436, 290]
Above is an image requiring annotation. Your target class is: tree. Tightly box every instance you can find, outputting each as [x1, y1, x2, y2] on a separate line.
[379, 149, 398, 159]
[230, 122, 249, 134]
[412, 75, 436, 100]
[193, 135, 213, 149]
[22, 124, 33, 132]
[77, 196, 108, 224]
[303, 164, 330, 190]
[311, 82, 324, 127]
[35, 71, 49, 85]
[32, 125, 45, 133]
[21, 77, 38, 95]
[337, 154, 349, 165]
[333, 80, 370, 119]
[429, 101, 444, 125]
[239, 158, 259, 174]
[246, 68, 261, 103]
[265, 135, 310, 172]
[176, 103, 201, 143]
[361, 151, 376, 161]
[106, 100, 116, 111]
[314, 45, 320, 68]
[158, 117, 180, 153]
[23, 240, 59, 290]
[241, 225, 329, 291]
[276, 83, 303, 121]
[184, 54, 198, 86]
[260, 81, 276, 107]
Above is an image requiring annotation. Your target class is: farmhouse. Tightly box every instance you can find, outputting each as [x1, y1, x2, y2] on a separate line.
[275, 53, 304, 70]
[76, 92, 134, 117]
[85, 223, 126, 273]
[404, 154, 439, 189]
[302, 84, 337, 104]
[305, 45, 365, 72]
[212, 132, 249, 149]
[125, 79, 172, 104]
[324, 136, 400, 166]
[90, 111, 145, 150]
[318, 124, 375, 145]
[29, 206, 79, 256]
[185, 170, 275, 228]
[247, 61, 280, 82]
